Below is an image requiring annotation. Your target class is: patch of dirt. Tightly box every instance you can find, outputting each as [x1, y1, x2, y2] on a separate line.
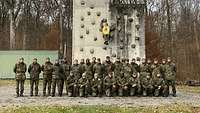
[0, 85, 199, 108]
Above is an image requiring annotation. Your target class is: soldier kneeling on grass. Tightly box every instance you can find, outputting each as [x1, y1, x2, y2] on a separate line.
[117, 74, 129, 97]
[66, 72, 78, 97]
[128, 73, 141, 96]
[78, 73, 89, 97]
[153, 74, 168, 97]
[141, 75, 154, 97]
[91, 73, 103, 97]
[104, 72, 117, 97]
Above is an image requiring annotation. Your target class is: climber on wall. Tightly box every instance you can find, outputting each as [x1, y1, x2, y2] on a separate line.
[100, 19, 110, 45]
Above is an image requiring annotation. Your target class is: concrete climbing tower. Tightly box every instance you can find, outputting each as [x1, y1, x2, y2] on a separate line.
[72, 0, 145, 61]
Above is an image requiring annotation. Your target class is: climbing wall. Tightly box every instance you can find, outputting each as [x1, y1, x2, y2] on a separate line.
[72, 0, 145, 61]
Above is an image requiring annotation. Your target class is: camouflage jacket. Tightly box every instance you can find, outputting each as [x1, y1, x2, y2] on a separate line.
[41, 62, 53, 75]
[28, 63, 41, 79]
[14, 62, 27, 80]
[52, 64, 64, 80]
[164, 63, 176, 80]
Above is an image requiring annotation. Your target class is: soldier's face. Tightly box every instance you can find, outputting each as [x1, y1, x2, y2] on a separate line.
[142, 59, 145, 63]
[132, 60, 135, 63]
[74, 60, 78, 65]
[162, 61, 166, 64]
[55, 60, 59, 64]
[46, 59, 50, 62]
[154, 61, 158, 64]
[86, 60, 90, 64]
[19, 59, 24, 63]
[147, 60, 151, 64]
[106, 58, 110, 61]
[92, 58, 96, 62]
[167, 59, 171, 63]
[33, 59, 37, 63]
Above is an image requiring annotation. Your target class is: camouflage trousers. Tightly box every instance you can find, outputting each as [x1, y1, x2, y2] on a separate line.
[166, 80, 176, 96]
[118, 86, 128, 96]
[52, 79, 64, 97]
[79, 85, 89, 97]
[30, 79, 39, 96]
[91, 85, 102, 97]
[142, 86, 154, 96]
[16, 79, 25, 96]
[43, 77, 52, 96]
[67, 84, 78, 97]
[105, 85, 117, 97]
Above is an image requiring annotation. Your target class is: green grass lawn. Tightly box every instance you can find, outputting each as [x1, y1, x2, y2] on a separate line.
[177, 85, 200, 94]
[1, 104, 200, 113]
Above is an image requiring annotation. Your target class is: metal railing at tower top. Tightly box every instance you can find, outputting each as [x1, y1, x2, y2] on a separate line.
[109, 0, 145, 9]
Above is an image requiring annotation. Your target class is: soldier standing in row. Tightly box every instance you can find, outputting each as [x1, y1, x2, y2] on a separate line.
[71, 59, 81, 81]
[93, 58, 104, 79]
[41, 57, 53, 96]
[28, 58, 41, 96]
[113, 57, 123, 79]
[14, 57, 27, 97]
[165, 57, 176, 97]
[103, 56, 114, 77]
[62, 58, 71, 94]
[51, 60, 64, 97]
[130, 58, 140, 73]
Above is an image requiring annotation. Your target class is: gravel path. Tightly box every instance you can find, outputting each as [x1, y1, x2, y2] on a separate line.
[0, 85, 199, 108]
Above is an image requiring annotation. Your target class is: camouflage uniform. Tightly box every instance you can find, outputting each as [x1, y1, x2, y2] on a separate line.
[103, 73, 117, 97]
[151, 64, 162, 80]
[130, 59, 140, 73]
[71, 64, 81, 81]
[66, 73, 78, 97]
[91, 74, 103, 97]
[113, 59, 123, 79]
[153, 74, 167, 97]
[41, 61, 53, 96]
[103, 56, 114, 77]
[78, 73, 89, 97]
[62, 61, 71, 95]
[122, 60, 133, 78]
[93, 61, 104, 79]
[117, 75, 128, 96]
[141, 76, 154, 96]
[139, 63, 150, 83]
[79, 59, 85, 76]
[28, 61, 41, 96]
[84, 59, 93, 95]
[128, 74, 141, 96]
[164, 61, 176, 96]
[51, 62, 64, 97]
[14, 60, 27, 97]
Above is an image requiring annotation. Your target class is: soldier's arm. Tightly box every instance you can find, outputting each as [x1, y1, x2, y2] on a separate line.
[41, 65, 44, 71]
[38, 64, 42, 74]
[28, 64, 32, 73]
[13, 64, 17, 73]
[24, 64, 27, 72]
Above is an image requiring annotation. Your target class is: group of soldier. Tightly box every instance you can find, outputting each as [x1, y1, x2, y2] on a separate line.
[13, 56, 176, 97]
